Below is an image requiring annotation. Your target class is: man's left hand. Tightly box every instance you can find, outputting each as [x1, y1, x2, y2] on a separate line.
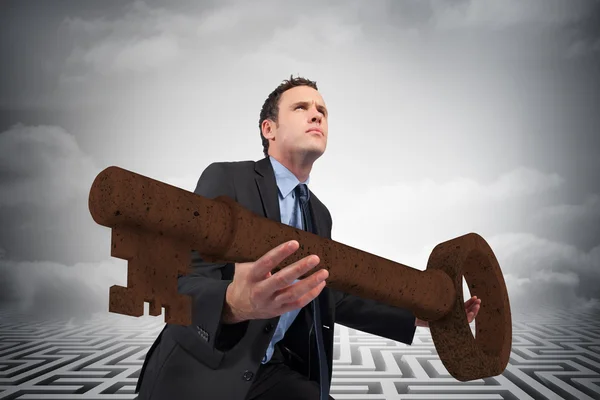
[415, 296, 481, 328]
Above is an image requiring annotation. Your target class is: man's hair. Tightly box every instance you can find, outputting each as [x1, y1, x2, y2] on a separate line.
[259, 75, 318, 157]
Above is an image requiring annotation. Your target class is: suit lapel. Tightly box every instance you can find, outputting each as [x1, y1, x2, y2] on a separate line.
[254, 156, 329, 238]
[307, 198, 327, 239]
[254, 157, 281, 223]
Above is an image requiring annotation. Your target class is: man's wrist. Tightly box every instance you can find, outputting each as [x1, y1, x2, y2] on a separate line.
[222, 284, 247, 324]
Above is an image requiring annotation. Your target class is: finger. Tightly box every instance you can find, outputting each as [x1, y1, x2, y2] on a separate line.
[468, 303, 480, 313]
[263, 255, 322, 294]
[250, 240, 300, 282]
[466, 296, 478, 307]
[272, 268, 328, 305]
[279, 279, 327, 313]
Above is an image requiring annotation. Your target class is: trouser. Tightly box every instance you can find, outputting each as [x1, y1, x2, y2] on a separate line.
[245, 344, 334, 400]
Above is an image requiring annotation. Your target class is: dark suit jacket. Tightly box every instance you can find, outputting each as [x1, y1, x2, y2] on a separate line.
[135, 156, 417, 399]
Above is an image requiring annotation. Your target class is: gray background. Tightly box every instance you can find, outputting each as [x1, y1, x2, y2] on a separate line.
[1, 0, 599, 327]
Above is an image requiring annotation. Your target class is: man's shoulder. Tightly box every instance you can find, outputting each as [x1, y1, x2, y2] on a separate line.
[194, 159, 261, 197]
[203, 159, 258, 174]
[309, 190, 330, 216]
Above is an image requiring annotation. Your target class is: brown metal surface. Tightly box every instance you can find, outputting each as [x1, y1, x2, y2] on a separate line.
[427, 234, 512, 381]
[88, 166, 512, 381]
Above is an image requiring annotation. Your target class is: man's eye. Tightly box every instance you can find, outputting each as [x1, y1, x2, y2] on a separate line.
[295, 105, 305, 110]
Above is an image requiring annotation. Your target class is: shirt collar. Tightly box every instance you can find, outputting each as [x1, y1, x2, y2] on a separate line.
[268, 156, 310, 199]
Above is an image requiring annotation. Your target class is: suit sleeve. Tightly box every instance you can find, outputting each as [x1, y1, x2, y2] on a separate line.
[177, 162, 249, 352]
[332, 291, 417, 345]
[326, 208, 417, 345]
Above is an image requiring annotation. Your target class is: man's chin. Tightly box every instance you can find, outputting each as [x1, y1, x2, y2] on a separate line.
[295, 147, 325, 161]
[308, 144, 326, 154]
[309, 149, 326, 161]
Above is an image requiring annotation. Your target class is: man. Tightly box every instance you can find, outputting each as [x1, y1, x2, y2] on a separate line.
[135, 76, 481, 399]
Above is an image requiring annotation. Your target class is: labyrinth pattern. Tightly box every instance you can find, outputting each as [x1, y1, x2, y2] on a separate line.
[0, 305, 599, 399]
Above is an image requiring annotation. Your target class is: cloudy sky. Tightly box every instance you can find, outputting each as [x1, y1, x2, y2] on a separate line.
[1, 0, 599, 323]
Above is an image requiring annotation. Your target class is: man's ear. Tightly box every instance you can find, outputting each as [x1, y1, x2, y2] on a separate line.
[261, 119, 276, 140]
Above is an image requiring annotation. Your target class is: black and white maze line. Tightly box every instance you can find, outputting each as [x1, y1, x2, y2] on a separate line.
[0, 307, 599, 400]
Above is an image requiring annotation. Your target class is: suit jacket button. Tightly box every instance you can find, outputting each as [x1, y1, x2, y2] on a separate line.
[243, 370, 254, 381]
[264, 323, 274, 333]
[196, 326, 209, 342]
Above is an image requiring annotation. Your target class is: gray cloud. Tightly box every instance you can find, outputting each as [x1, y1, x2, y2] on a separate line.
[0, 123, 98, 208]
[524, 194, 600, 252]
[532, 194, 600, 223]
[329, 166, 569, 258]
[3, 0, 599, 111]
[428, 0, 596, 29]
[567, 37, 600, 58]
[0, 257, 126, 323]
[0, 123, 129, 319]
[490, 233, 600, 312]
[56, 0, 600, 85]
[0, 123, 109, 265]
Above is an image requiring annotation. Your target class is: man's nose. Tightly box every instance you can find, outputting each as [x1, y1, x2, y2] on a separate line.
[309, 108, 323, 122]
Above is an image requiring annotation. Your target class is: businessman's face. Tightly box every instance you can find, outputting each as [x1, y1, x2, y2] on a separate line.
[263, 85, 328, 162]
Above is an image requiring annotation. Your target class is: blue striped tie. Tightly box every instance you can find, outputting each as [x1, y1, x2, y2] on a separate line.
[295, 183, 329, 400]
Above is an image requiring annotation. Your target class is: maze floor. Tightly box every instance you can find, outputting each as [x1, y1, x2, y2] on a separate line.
[1, 306, 599, 399]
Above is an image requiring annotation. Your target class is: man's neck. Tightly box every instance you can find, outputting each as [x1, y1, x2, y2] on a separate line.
[269, 153, 314, 183]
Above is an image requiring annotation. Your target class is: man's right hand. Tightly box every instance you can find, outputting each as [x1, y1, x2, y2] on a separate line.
[222, 240, 328, 324]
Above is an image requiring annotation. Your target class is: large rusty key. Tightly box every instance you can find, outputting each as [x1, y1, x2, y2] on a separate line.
[88, 166, 512, 382]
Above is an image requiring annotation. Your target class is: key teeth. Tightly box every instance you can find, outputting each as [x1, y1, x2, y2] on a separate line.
[105, 225, 194, 326]
[148, 299, 162, 316]
[109, 285, 144, 317]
